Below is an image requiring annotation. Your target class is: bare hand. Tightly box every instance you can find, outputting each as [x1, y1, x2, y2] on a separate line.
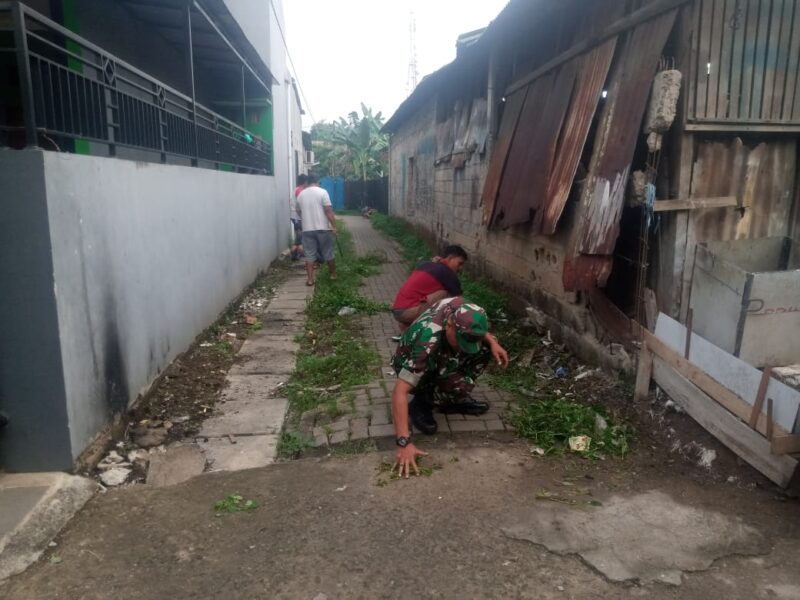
[393, 444, 428, 479]
[490, 342, 509, 368]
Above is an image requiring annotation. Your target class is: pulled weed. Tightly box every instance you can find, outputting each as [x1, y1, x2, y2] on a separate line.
[511, 398, 634, 459]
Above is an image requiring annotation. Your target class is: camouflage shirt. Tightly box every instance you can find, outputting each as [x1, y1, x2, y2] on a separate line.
[392, 296, 468, 387]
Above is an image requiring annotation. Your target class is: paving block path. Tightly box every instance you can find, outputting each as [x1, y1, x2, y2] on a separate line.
[298, 216, 515, 447]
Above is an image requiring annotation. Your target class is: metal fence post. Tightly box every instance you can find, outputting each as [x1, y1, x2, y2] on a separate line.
[12, 2, 37, 147]
[186, 1, 199, 166]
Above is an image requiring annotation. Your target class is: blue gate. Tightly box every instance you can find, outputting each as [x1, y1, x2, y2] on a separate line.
[320, 176, 345, 210]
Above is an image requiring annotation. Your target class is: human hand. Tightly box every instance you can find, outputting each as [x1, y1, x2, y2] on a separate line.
[393, 443, 429, 478]
[490, 341, 509, 368]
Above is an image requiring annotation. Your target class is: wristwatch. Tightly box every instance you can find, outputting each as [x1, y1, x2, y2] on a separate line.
[396, 436, 410, 448]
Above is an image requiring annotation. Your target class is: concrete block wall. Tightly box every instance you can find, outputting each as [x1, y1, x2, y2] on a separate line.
[0, 150, 288, 471]
[388, 96, 632, 373]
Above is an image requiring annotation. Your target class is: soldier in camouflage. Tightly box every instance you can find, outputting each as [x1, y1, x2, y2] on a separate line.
[390, 297, 509, 478]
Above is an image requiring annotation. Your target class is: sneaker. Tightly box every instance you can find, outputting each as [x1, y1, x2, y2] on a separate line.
[391, 335, 402, 343]
[439, 398, 490, 416]
[409, 399, 437, 435]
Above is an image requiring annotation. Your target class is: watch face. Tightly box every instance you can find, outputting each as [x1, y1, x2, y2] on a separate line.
[396, 436, 409, 447]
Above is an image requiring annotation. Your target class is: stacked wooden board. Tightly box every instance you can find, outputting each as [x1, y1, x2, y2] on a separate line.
[636, 313, 800, 488]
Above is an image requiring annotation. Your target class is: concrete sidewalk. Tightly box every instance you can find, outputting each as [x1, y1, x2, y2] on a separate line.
[197, 270, 312, 471]
[0, 473, 96, 582]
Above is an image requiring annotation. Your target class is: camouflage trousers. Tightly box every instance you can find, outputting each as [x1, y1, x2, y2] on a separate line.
[413, 347, 491, 406]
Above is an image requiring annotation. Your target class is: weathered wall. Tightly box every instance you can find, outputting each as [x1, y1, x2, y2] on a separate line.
[388, 97, 633, 372]
[0, 150, 287, 471]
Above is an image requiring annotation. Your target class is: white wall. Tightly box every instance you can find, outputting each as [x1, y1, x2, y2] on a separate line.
[42, 152, 286, 458]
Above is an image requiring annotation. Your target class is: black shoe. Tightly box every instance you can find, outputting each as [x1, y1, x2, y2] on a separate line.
[409, 399, 437, 435]
[439, 399, 490, 416]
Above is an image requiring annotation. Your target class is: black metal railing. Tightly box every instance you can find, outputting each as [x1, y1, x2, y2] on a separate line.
[0, 2, 273, 173]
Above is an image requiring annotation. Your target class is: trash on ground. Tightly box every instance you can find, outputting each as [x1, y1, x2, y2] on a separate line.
[337, 306, 357, 316]
[99, 467, 132, 487]
[530, 446, 545, 456]
[568, 435, 591, 453]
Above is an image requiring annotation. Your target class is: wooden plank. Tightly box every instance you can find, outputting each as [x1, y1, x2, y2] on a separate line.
[706, 0, 725, 119]
[740, 0, 761, 120]
[643, 329, 788, 437]
[772, 434, 800, 455]
[769, 0, 793, 119]
[644, 287, 659, 331]
[762, 0, 786, 120]
[715, 0, 734, 119]
[694, 0, 714, 119]
[781, 0, 800, 121]
[749, 0, 773, 119]
[652, 357, 798, 488]
[767, 398, 775, 440]
[655, 313, 800, 432]
[504, 0, 693, 97]
[749, 367, 774, 429]
[652, 195, 738, 211]
[635, 346, 654, 402]
[728, 0, 747, 120]
[480, 87, 527, 225]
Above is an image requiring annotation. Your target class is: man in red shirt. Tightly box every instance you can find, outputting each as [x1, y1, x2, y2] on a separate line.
[391, 245, 468, 331]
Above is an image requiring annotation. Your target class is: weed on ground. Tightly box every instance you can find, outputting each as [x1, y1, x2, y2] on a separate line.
[368, 214, 636, 458]
[285, 220, 385, 415]
[277, 431, 314, 459]
[213, 494, 260, 516]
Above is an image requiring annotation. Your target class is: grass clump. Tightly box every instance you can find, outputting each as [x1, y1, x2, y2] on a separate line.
[213, 494, 259, 515]
[511, 398, 634, 459]
[286, 219, 384, 413]
[278, 431, 314, 459]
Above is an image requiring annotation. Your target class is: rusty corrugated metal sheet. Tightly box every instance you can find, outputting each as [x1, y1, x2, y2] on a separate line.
[480, 87, 527, 224]
[563, 6, 678, 291]
[492, 72, 556, 226]
[539, 36, 618, 234]
[492, 64, 578, 228]
[690, 137, 797, 241]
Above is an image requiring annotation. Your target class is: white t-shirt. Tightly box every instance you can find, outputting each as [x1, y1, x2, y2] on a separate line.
[296, 185, 333, 231]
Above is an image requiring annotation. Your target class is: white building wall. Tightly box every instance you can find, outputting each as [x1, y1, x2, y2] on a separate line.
[44, 152, 286, 460]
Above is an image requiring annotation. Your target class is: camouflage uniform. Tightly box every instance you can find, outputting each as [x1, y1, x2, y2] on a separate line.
[391, 297, 491, 406]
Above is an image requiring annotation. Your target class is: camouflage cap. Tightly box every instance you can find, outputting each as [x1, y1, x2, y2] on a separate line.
[452, 302, 488, 354]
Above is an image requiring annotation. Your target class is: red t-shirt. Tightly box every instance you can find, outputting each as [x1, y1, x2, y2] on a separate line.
[392, 261, 462, 310]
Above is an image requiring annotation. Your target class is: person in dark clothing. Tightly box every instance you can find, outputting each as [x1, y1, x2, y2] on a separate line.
[391, 245, 468, 332]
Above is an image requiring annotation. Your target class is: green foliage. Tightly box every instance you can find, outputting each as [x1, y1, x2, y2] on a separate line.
[311, 104, 389, 183]
[213, 494, 260, 515]
[511, 398, 634, 459]
[278, 431, 314, 459]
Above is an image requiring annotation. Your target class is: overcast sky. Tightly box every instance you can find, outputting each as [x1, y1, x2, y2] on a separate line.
[282, 0, 510, 128]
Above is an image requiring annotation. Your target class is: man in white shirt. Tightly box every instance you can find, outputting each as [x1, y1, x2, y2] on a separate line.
[293, 173, 337, 285]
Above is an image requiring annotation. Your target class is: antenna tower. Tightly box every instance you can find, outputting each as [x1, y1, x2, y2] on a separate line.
[406, 11, 418, 95]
